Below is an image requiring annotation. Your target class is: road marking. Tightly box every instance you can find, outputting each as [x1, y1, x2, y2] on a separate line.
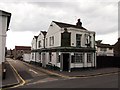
[7, 61, 26, 88]
[26, 77, 58, 86]
[29, 69, 38, 75]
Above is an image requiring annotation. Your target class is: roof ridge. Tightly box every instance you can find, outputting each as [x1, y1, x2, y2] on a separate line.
[52, 21, 87, 30]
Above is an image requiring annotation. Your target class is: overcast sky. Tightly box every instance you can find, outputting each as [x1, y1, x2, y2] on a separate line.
[0, 0, 119, 49]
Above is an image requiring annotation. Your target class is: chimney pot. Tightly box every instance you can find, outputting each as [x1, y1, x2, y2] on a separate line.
[76, 18, 82, 27]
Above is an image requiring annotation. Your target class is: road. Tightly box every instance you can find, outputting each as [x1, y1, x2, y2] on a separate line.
[20, 73, 118, 88]
[7, 59, 64, 88]
[7, 59, 119, 89]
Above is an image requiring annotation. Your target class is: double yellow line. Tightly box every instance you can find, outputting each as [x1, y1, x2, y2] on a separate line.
[4, 61, 26, 89]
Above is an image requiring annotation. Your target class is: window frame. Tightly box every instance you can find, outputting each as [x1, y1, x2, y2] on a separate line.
[72, 53, 84, 63]
[38, 40, 41, 48]
[76, 34, 82, 47]
[87, 53, 92, 63]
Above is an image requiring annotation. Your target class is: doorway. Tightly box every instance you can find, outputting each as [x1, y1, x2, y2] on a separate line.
[63, 53, 69, 71]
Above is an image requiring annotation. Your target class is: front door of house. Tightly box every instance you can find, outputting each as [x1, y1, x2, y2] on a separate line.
[63, 53, 69, 71]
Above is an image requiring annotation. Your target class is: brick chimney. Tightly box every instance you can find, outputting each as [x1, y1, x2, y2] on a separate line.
[76, 19, 82, 27]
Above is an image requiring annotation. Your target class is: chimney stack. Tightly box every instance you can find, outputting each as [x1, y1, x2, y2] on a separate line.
[76, 18, 82, 27]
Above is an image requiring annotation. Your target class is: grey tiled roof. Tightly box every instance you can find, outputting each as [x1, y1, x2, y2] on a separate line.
[97, 44, 114, 48]
[53, 21, 87, 30]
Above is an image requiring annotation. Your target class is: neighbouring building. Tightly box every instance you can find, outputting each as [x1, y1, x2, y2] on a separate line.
[6, 49, 14, 58]
[0, 10, 11, 79]
[96, 40, 114, 56]
[114, 38, 120, 56]
[13, 46, 31, 60]
[30, 36, 39, 63]
[31, 19, 96, 72]
[0, 10, 11, 64]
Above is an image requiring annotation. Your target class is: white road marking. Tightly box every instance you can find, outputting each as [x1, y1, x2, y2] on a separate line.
[26, 78, 58, 85]
[29, 69, 38, 75]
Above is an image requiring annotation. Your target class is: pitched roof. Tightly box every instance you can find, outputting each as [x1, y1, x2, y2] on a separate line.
[53, 21, 87, 30]
[15, 46, 31, 50]
[114, 38, 120, 56]
[97, 43, 114, 48]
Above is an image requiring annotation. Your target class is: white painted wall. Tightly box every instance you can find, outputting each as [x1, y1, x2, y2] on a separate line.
[23, 54, 31, 62]
[68, 28, 95, 48]
[0, 16, 7, 64]
[51, 52, 57, 66]
[31, 37, 37, 50]
[30, 52, 35, 62]
[97, 47, 114, 56]
[31, 21, 96, 69]
[46, 22, 61, 48]
[37, 32, 44, 49]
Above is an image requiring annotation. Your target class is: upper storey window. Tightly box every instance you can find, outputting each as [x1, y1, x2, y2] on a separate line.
[61, 28, 71, 47]
[76, 34, 82, 47]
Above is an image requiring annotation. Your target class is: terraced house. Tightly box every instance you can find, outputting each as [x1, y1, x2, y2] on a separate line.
[31, 19, 96, 72]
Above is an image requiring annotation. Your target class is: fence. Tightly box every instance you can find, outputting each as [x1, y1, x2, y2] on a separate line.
[96, 56, 120, 68]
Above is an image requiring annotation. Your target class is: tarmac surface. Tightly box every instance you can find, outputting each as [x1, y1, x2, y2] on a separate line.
[1, 58, 120, 89]
[2, 61, 18, 88]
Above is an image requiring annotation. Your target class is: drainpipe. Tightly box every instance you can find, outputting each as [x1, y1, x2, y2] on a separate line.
[41, 31, 47, 48]
[93, 33, 96, 68]
[34, 36, 38, 64]
[41, 31, 47, 68]
[69, 53, 71, 72]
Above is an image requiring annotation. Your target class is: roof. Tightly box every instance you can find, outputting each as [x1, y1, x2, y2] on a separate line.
[53, 21, 87, 30]
[15, 46, 31, 50]
[114, 38, 120, 56]
[0, 10, 11, 31]
[32, 46, 95, 52]
[34, 36, 38, 39]
[97, 44, 114, 48]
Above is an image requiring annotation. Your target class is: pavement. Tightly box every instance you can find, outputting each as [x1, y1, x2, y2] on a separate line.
[25, 61, 120, 78]
[0, 64, 2, 88]
[47, 67, 119, 77]
[2, 61, 19, 88]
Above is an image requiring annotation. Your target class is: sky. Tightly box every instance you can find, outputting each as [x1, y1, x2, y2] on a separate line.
[0, 0, 119, 49]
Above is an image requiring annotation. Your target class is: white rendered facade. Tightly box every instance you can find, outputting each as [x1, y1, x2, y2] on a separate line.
[96, 46, 114, 56]
[31, 20, 96, 71]
[0, 10, 11, 64]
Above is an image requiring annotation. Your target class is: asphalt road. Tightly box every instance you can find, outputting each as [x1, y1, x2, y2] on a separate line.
[20, 72, 118, 88]
[7, 59, 119, 89]
[7, 59, 63, 88]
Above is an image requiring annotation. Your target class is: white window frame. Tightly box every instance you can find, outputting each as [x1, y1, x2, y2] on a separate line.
[75, 53, 84, 63]
[87, 53, 92, 63]
[38, 40, 41, 48]
[76, 34, 82, 47]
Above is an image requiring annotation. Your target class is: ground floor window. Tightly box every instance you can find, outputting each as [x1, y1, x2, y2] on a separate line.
[71, 53, 84, 63]
[57, 55, 60, 63]
[32, 53, 34, 59]
[75, 53, 84, 63]
[71, 55, 75, 63]
[49, 52, 52, 62]
[39, 53, 41, 61]
[87, 53, 92, 63]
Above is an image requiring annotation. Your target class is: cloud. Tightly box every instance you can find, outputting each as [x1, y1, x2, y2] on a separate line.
[0, 1, 118, 34]
[0, 0, 119, 48]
